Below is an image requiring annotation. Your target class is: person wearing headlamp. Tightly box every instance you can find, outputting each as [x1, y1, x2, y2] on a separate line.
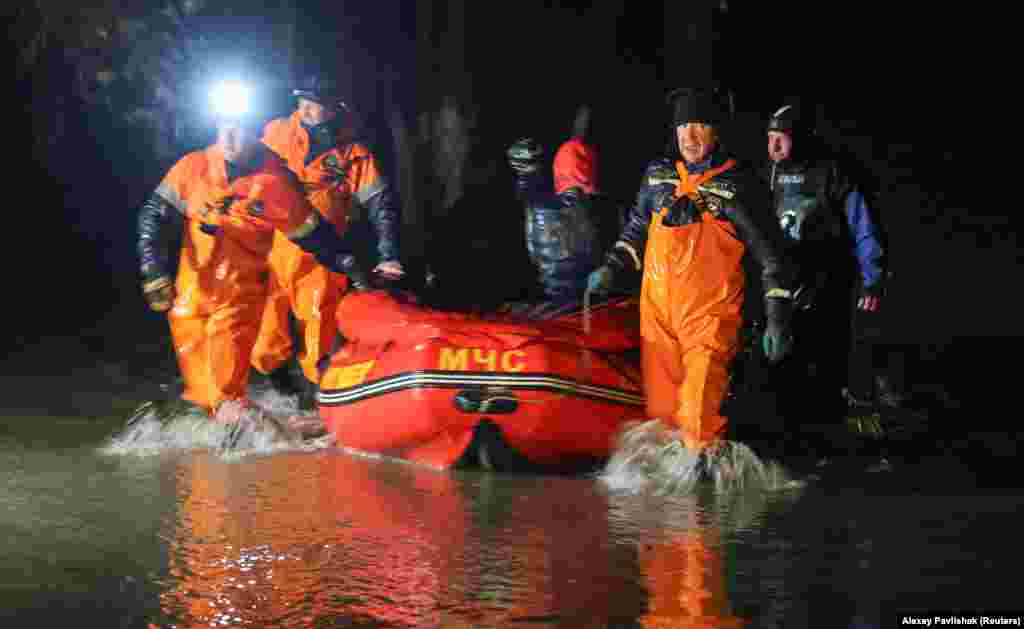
[250, 71, 403, 399]
[136, 80, 369, 416]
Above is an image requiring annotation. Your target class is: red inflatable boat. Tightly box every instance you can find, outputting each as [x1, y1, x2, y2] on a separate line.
[316, 291, 645, 471]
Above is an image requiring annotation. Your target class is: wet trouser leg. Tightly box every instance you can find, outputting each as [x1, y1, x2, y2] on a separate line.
[849, 306, 897, 398]
[677, 343, 735, 448]
[812, 293, 852, 410]
[251, 270, 293, 377]
[642, 337, 681, 423]
[170, 298, 265, 412]
[288, 265, 343, 384]
[639, 211, 746, 450]
[782, 280, 852, 421]
[642, 321, 739, 450]
[252, 251, 344, 385]
[847, 316, 877, 399]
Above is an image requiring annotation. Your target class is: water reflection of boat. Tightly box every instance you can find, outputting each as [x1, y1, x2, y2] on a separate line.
[155, 452, 652, 627]
[317, 291, 645, 471]
[155, 449, 773, 628]
[156, 452, 473, 628]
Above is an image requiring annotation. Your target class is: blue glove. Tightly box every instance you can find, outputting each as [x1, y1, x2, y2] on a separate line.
[586, 266, 616, 294]
[762, 296, 794, 363]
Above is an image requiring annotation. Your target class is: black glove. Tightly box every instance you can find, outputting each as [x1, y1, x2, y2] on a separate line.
[334, 254, 373, 292]
[507, 138, 544, 176]
[142, 275, 175, 312]
[793, 284, 816, 311]
[600, 245, 642, 293]
[290, 214, 374, 290]
[762, 296, 794, 363]
[793, 269, 829, 311]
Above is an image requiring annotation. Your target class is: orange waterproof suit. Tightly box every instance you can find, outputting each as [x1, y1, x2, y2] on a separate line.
[252, 110, 394, 383]
[605, 153, 792, 449]
[139, 143, 325, 412]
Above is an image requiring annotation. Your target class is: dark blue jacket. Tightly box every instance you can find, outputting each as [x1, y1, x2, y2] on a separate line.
[765, 153, 884, 290]
[513, 169, 614, 300]
[607, 151, 794, 297]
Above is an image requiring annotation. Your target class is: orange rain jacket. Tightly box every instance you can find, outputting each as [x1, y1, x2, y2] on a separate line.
[251, 110, 396, 383]
[138, 143, 329, 412]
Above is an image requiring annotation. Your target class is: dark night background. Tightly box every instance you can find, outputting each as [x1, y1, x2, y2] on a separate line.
[4, 2, 1011, 406]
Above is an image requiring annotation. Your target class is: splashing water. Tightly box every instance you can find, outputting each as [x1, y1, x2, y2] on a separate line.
[600, 419, 803, 494]
[100, 385, 331, 458]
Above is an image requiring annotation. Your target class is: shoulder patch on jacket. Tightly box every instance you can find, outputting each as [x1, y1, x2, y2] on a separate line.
[648, 175, 680, 187]
[644, 160, 679, 187]
[697, 180, 737, 199]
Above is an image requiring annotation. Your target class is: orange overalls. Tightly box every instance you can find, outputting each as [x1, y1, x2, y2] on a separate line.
[251, 111, 387, 384]
[158, 144, 316, 412]
[640, 159, 745, 450]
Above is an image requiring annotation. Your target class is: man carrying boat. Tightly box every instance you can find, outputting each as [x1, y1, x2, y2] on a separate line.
[251, 71, 403, 402]
[586, 87, 796, 454]
[137, 81, 367, 418]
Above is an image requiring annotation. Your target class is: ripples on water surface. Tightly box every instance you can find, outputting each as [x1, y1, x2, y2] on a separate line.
[2, 375, 1023, 628]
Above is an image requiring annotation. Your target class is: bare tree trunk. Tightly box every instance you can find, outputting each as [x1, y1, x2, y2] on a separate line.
[435, 96, 472, 211]
[390, 109, 422, 261]
[434, 0, 472, 213]
[412, 0, 476, 277]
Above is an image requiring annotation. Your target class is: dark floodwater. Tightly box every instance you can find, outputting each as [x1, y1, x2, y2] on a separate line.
[2, 334, 1023, 628]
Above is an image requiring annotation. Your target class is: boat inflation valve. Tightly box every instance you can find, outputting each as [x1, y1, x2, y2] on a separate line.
[454, 389, 518, 414]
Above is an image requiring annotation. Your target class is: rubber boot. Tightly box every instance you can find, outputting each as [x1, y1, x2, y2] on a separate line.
[267, 364, 304, 398]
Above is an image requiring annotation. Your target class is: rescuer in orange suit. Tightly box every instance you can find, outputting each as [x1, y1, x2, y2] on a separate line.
[251, 73, 403, 400]
[587, 87, 796, 454]
[137, 84, 370, 416]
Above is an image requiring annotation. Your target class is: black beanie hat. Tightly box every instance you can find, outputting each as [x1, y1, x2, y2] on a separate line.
[667, 87, 729, 127]
[767, 103, 812, 137]
[293, 73, 348, 109]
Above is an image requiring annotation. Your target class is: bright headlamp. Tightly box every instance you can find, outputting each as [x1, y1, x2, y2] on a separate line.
[209, 80, 250, 119]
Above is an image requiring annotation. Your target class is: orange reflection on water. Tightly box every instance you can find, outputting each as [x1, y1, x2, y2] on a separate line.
[156, 452, 469, 627]
[154, 451, 756, 628]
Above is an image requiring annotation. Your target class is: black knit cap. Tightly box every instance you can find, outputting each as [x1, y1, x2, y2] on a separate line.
[667, 87, 729, 127]
[767, 103, 813, 137]
[293, 73, 347, 108]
